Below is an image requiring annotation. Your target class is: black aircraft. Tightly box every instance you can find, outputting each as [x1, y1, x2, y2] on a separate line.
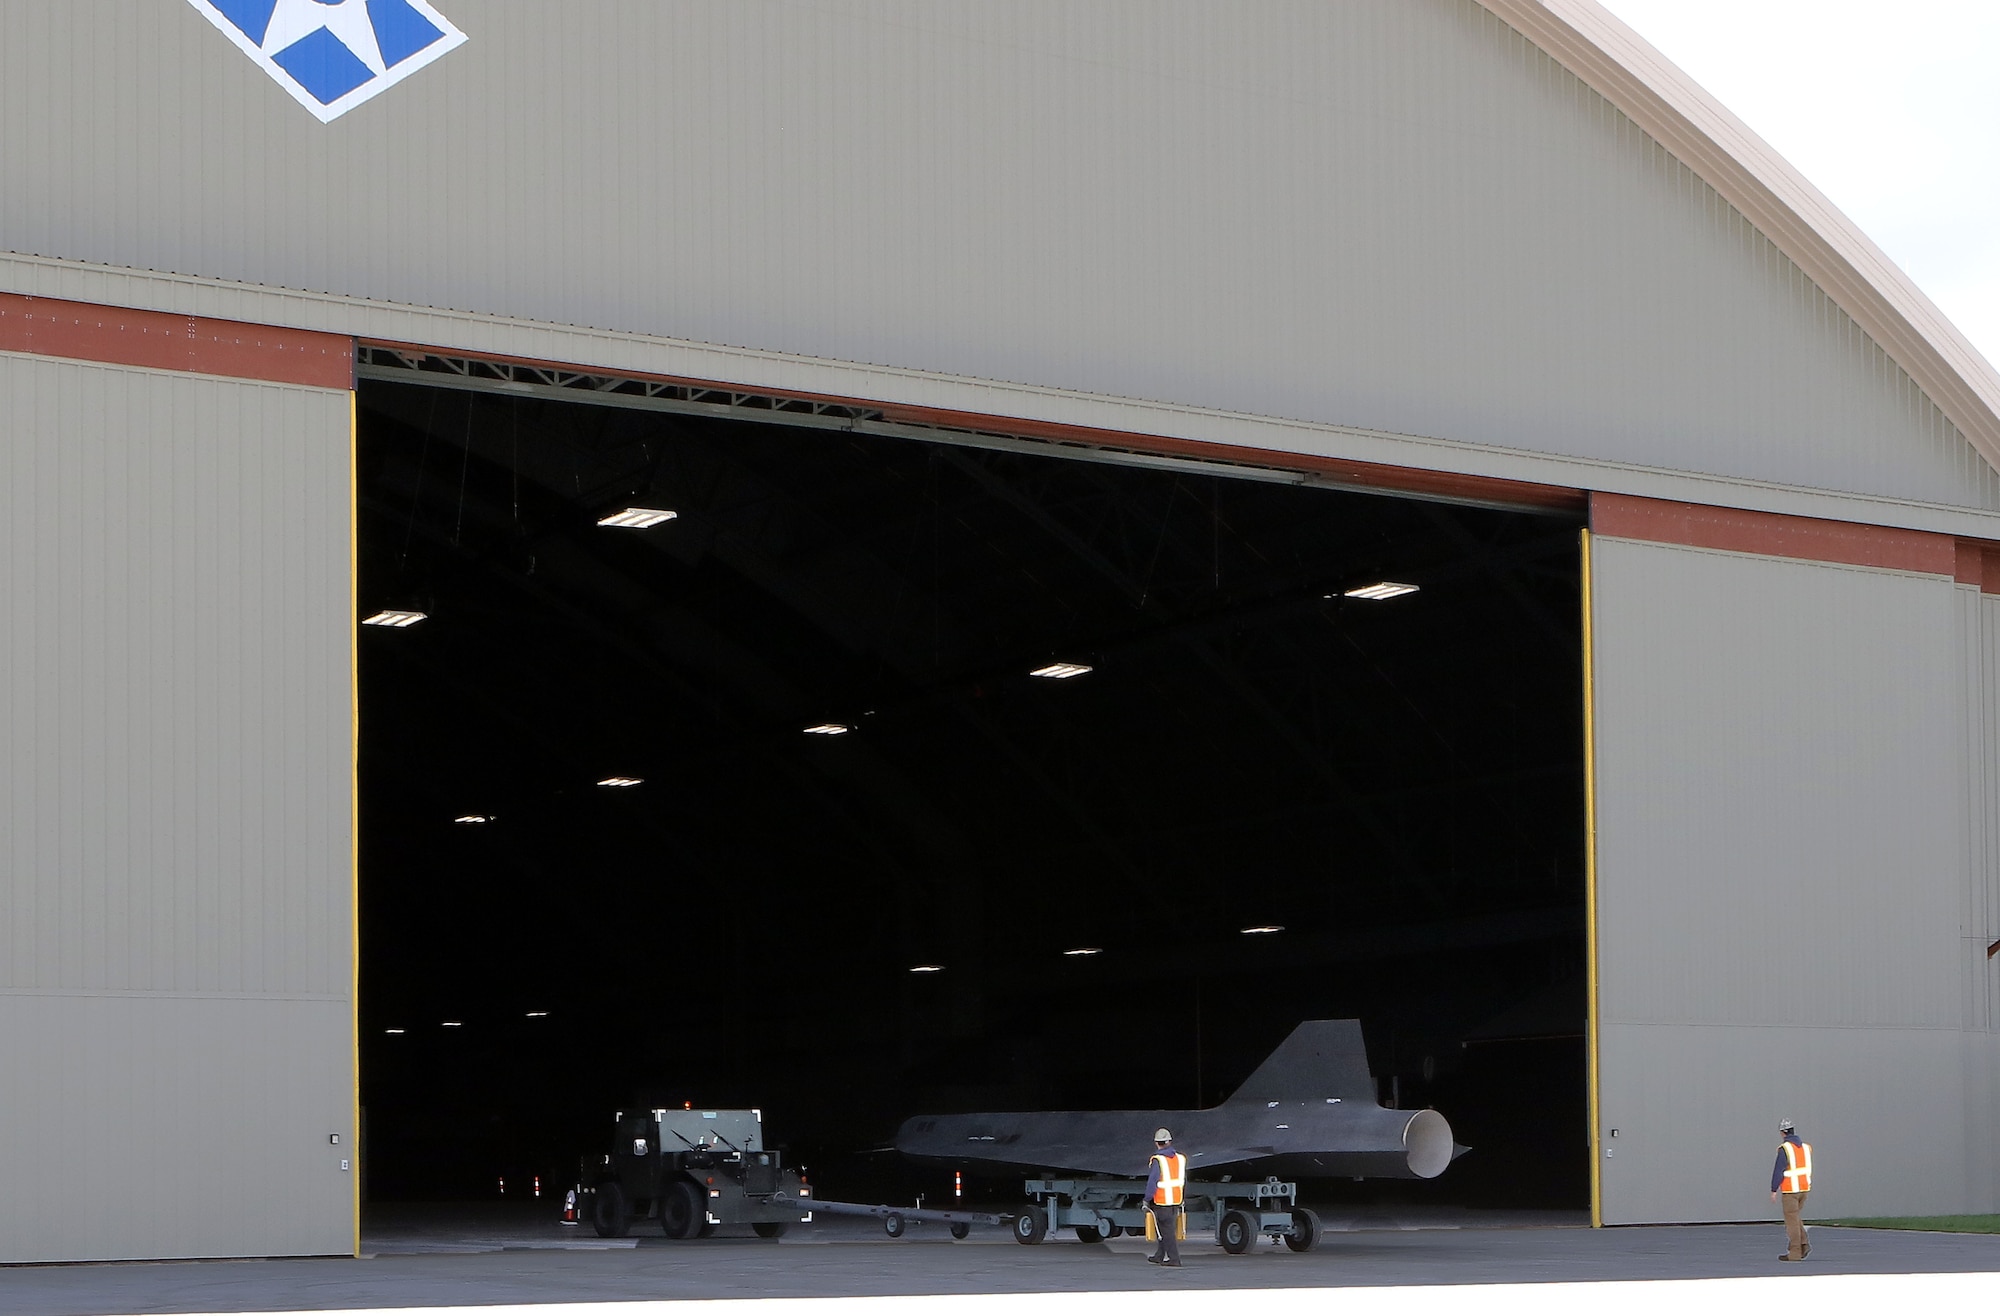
[895, 1019, 1462, 1180]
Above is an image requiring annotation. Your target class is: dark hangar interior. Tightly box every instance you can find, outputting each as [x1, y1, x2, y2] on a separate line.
[354, 363, 1590, 1209]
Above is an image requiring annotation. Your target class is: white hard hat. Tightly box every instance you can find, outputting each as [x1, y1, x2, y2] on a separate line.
[1154, 1127, 1173, 1143]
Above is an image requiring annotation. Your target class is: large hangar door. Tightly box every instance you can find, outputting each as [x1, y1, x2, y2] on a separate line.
[1587, 507, 1989, 1225]
[0, 341, 356, 1262]
[352, 362, 1592, 1212]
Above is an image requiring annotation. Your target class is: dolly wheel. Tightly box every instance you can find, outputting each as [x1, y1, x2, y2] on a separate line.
[1284, 1206, 1320, 1253]
[1218, 1209, 1255, 1255]
[1075, 1224, 1104, 1244]
[1013, 1203, 1048, 1244]
[884, 1212, 906, 1238]
[949, 1222, 971, 1239]
[753, 1221, 789, 1240]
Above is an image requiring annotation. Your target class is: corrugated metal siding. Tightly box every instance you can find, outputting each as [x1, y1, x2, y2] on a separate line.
[1597, 1022, 1972, 1221]
[0, 353, 353, 1261]
[1590, 535, 1990, 1222]
[0, 1, 1993, 514]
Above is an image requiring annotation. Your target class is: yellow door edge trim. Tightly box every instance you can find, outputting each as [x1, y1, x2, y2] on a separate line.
[1580, 527, 1602, 1228]
[349, 387, 362, 1258]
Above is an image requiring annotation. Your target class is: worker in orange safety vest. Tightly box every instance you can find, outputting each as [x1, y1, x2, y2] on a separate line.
[1768, 1118, 1814, 1261]
[1144, 1127, 1187, 1267]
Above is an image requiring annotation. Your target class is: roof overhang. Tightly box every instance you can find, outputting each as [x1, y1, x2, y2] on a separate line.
[1473, 0, 2000, 479]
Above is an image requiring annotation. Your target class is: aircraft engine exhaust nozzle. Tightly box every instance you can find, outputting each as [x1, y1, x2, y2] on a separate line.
[1402, 1108, 1454, 1179]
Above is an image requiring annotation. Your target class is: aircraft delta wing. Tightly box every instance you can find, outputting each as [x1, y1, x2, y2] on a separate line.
[894, 1020, 1462, 1180]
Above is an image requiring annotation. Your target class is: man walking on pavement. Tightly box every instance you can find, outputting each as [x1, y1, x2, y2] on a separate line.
[1770, 1118, 1813, 1261]
[1144, 1127, 1187, 1267]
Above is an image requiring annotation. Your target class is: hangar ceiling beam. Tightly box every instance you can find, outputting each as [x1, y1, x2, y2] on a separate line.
[356, 347, 1567, 515]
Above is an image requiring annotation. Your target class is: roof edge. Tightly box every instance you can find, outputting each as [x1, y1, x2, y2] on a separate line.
[1472, 0, 2000, 478]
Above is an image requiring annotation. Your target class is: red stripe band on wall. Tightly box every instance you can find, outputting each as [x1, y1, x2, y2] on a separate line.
[0, 293, 352, 390]
[1590, 492, 1958, 577]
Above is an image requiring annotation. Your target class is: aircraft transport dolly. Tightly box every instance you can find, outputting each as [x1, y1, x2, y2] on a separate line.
[767, 1191, 1008, 1239]
[1013, 1177, 1320, 1254]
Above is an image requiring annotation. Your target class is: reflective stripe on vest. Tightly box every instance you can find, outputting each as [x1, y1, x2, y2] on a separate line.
[1781, 1140, 1813, 1194]
[1151, 1152, 1186, 1206]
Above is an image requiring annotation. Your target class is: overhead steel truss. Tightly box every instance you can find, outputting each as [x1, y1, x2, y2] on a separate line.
[354, 344, 1558, 515]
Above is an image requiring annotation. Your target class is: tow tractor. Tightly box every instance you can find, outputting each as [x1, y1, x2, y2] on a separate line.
[578, 1108, 809, 1239]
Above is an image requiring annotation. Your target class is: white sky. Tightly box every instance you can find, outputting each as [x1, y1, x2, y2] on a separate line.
[1599, 0, 2000, 372]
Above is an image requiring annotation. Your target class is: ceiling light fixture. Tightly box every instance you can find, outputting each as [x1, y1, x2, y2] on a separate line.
[597, 777, 643, 788]
[1030, 662, 1094, 679]
[804, 724, 851, 736]
[442, 1021, 463, 1027]
[1062, 947, 1102, 957]
[525, 1011, 549, 1018]
[597, 508, 678, 529]
[454, 815, 491, 825]
[363, 609, 427, 627]
[909, 964, 945, 973]
[1343, 582, 1419, 601]
[384, 1028, 405, 1035]
[1239, 925, 1285, 935]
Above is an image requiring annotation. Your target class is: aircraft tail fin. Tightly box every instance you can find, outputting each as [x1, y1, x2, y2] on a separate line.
[1227, 1019, 1378, 1105]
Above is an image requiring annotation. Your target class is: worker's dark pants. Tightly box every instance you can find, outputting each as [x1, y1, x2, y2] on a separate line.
[1781, 1191, 1809, 1258]
[1147, 1203, 1181, 1264]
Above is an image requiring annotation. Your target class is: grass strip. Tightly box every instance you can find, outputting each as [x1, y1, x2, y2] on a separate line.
[1822, 1215, 2000, 1234]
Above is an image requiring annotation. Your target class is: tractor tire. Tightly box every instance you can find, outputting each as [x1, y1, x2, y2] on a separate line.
[591, 1183, 630, 1239]
[660, 1179, 704, 1240]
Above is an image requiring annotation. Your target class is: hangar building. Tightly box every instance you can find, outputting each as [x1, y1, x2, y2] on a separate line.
[2, 0, 1997, 1262]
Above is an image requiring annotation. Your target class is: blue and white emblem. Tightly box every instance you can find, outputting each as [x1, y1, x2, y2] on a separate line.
[185, 0, 468, 123]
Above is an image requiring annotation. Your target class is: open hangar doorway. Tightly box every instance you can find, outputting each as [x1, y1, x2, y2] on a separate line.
[353, 353, 1591, 1215]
